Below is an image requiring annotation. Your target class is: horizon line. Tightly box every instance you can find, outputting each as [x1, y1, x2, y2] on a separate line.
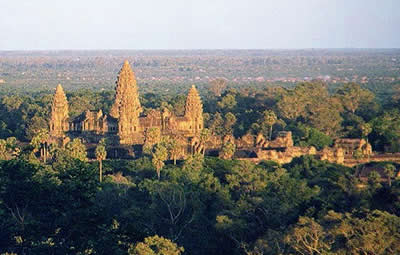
[1, 48, 400, 52]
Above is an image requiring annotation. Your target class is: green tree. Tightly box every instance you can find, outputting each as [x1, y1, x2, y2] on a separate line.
[225, 160, 268, 196]
[353, 148, 364, 161]
[368, 171, 382, 189]
[129, 235, 184, 255]
[288, 123, 332, 150]
[65, 138, 87, 161]
[199, 128, 210, 155]
[219, 141, 236, 160]
[0, 137, 19, 160]
[140, 178, 201, 243]
[324, 210, 400, 255]
[277, 82, 343, 136]
[285, 216, 331, 255]
[166, 136, 185, 165]
[30, 129, 50, 163]
[152, 143, 168, 179]
[209, 78, 227, 97]
[306, 98, 343, 136]
[224, 112, 237, 135]
[144, 127, 161, 155]
[335, 82, 374, 114]
[371, 109, 400, 152]
[95, 138, 107, 182]
[277, 82, 329, 120]
[360, 122, 372, 143]
[26, 115, 48, 140]
[68, 94, 95, 119]
[182, 153, 204, 173]
[261, 110, 277, 140]
[383, 164, 396, 187]
[209, 112, 224, 136]
[0, 160, 40, 243]
[217, 92, 237, 112]
[1, 95, 23, 111]
[170, 95, 186, 116]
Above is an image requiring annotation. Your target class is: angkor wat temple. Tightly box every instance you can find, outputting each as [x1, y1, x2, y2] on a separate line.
[48, 60, 378, 165]
[49, 60, 203, 156]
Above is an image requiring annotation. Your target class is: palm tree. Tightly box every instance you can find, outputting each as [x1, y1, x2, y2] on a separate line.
[168, 136, 185, 165]
[360, 122, 372, 143]
[384, 163, 396, 187]
[199, 128, 210, 156]
[95, 138, 107, 182]
[263, 110, 277, 141]
[0, 137, 18, 160]
[30, 129, 50, 163]
[152, 143, 168, 180]
[143, 127, 161, 155]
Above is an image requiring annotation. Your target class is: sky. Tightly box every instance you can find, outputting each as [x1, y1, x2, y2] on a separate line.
[0, 0, 399, 50]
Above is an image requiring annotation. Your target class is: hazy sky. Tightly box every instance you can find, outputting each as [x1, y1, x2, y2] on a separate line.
[0, 0, 399, 50]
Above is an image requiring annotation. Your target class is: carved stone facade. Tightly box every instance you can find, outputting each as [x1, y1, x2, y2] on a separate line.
[236, 131, 354, 165]
[109, 60, 142, 144]
[184, 85, 204, 133]
[334, 138, 372, 156]
[255, 131, 293, 149]
[49, 84, 69, 137]
[250, 131, 317, 164]
[49, 61, 373, 165]
[49, 61, 203, 150]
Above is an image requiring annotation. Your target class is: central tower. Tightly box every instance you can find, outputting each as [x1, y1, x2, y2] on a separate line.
[184, 85, 203, 134]
[49, 84, 69, 137]
[110, 60, 142, 144]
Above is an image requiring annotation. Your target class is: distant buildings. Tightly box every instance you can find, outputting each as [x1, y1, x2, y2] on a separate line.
[49, 61, 204, 156]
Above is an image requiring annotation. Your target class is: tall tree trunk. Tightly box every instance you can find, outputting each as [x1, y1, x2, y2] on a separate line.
[269, 126, 273, 141]
[174, 157, 176, 165]
[44, 144, 47, 163]
[99, 160, 103, 182]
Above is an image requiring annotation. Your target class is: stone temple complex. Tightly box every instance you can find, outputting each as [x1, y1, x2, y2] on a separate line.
[49, 60, 203, 157]
[49, 60, 376, 165]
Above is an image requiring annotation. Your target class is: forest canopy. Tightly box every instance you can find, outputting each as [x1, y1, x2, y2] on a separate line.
[0, 50, 400, 254]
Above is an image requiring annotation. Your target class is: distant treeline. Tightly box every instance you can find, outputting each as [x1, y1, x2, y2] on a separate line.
[0, 49, 399, 98]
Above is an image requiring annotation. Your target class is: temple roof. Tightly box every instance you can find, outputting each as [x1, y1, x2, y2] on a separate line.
[109, 60, 142, 119]
[51, 84, 68, 118]
[184, 85, 203, 119]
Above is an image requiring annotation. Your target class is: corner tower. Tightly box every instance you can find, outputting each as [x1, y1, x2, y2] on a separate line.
[184, 85, 203, 134]
[49, 84, 69, 137]
[110, 60, 142, 144]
